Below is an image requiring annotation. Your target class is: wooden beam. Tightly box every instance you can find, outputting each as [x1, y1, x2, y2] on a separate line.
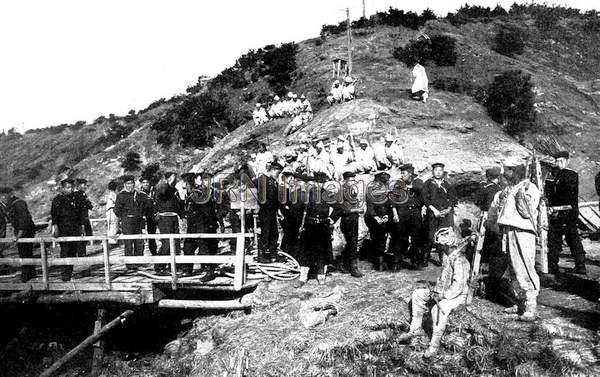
[0, 255, 236, 266]
[234, 194, 246, 291]
[40, 242, 49, 290]
[169, 238, 177, 290]
[91, 308, 107, 377]
[102, 239, 111, 290]
[0, 233, 254, 244]
[39, 310, 134, 377]
[34, 292, 145, 305]
[157, 298, 251, 310]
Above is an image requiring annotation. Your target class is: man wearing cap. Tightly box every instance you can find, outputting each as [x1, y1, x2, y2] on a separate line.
[488, 159, 540, 321]
[256, 161, 284, 263]
[331, 171, 364, 277]
[182, 172, 222, 280]
[422, 162, 457, 266]
[389, 164, 425, 269]
[252, 103, 269, 126]
[252, 143, 274, 177]
[278, 171, 304, 260]
[365, 171, 391, 270]
[354, 139, 377, 173]
[300, 94, 312, 114]
[292, 94, 303, 116]
[308, 141, 334, 178]
[269, 96, 283, 118]
[114, 175, 149, 270]
[475, 167, 504, 293]
[546, 151, 586, 275]
[73, 178, 93, 260]
[342, 76, 356, 101]
[139, 177, 158, 257]
[331, 141, 354, 180]
[327, 80, 343, 105]
[0, 187, 37, 282]
[383, 135, 404, 168]
[51, 179, 85, 281]
[152, 173, 183, 273]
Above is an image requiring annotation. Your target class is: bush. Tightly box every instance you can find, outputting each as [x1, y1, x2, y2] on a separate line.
[484, 71, 536, 136]
[102, 120, 134, 144]
[446, 4, 508, 25]
[493, 28, 525, 57]
[535, 11, 560, 32]
[140, 162, 161, 186]
[261, 42, 298, 94]
[121, 152, 142, 171]
[432, 77, 486, 101]
[71, 120, 86, 130]
[393, 35, 456, 67]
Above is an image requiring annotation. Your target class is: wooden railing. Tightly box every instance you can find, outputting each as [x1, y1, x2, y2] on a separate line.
[1, 201, 253, 291]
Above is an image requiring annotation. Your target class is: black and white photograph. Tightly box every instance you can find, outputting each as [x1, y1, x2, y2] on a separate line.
[0, 0, 599, 376]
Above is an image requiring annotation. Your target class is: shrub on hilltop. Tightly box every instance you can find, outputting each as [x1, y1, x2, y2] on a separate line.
[393, 35, 457, 67]
[121, 151, 142, 172]
[493, 27, 525, 57]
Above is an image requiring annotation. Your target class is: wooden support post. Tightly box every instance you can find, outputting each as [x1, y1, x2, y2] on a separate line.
[91, 308, 107, 377]
[169, 237, 178, 290]
[252, 211, 259, 251]
[102, 239, 111, 290]
[40, 242, 49, 290]
[346, 8, 352, 77]
[39, 310, 134, 377]
[535, 156, 548, 273]
[234, 186, 246, 291]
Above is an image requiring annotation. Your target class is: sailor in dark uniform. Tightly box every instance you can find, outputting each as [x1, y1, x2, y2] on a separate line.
[0, 187, 37, 281]
[73, 178, 93, 260]
[140, 177, 158, 256]
[546, 151, 586, 275]
[365, 171, 391, 270]
[256, 162, 284, 263]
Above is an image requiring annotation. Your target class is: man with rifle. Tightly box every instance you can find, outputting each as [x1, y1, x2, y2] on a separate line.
[545, 151, 586, 275]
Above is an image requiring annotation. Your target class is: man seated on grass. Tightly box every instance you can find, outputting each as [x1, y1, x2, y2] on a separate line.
[397, 227, 472, 358]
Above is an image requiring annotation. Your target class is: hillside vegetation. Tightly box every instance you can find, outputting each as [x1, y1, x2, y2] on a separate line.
[1, 4, 600, 219]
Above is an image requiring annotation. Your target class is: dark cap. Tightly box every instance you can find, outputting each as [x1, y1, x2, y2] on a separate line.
[120, 175, 135, 183]
[485, 167, 501, 179]
[0, 186, 13, 194]
[61, 178, 75, 186]
[400, 163, 414, 172]
[554, 150, 569, 159]
[342, 171, 356, 179]
[431, 162, 445, 170]
[281, 170, 296, 177]
[374, 171, 391, 180]
[75, 178, 88, 185]
[180, 172, 195, 182]
[269, 161, 284, 170]
[139, 177, 150, 183]
[196, 171, 213, 179]
[313, 172, 329, 183]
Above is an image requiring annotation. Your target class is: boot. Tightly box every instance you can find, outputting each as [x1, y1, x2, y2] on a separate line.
[397, 328, 425, 342]
[574, 254, 587, 275]
[423, 332, 442, 358]
[518, 300, 537, 322]
[378, 256, 385, 271]
[349, 259, 363, 278]
[293, 266, 309, 288]
[200, 266, 216, 282]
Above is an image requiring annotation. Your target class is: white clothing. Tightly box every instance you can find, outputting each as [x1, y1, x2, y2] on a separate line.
[411, 63, 429, 94]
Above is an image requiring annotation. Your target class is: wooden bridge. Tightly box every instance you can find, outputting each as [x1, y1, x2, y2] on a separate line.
[0, 204, 259, 311]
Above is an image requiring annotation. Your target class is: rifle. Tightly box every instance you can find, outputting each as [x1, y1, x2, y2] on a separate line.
[348, 134, 356, 162]
[466, 211, 487, 305]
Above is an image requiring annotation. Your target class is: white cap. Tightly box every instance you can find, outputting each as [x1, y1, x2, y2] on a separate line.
[344, 76, 353, 83]
[359, 139, 368, 145]
[274, 95, 280, 101]
[287, 92, 294, 98]
[301, 94, 306, 99]
[336, 142, 344, 150]
[333, 80, 340, 85]
[256, 103, 261, 108]
[384, 135, 395, 142]
[316, 141, 325, 149]
[293, 94, 298, 99]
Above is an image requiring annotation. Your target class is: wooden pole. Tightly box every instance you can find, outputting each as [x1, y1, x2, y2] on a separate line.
[102, 239, 111, 290]
[253, 211, 259, 250]
[362, 0, 366, 19]
[39, 310, 134, 377]
[234, 185, 246, 291]
[346, 8, 352, 77]
[91, 308, 107, 377]
[169, 237, 178, 290]
[535, 156, 548, 273]
[40, 242, 49, 290]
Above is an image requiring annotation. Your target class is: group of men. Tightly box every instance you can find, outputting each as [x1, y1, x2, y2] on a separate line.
[326, 76, 356, 105]
[252, 92, 313, 127]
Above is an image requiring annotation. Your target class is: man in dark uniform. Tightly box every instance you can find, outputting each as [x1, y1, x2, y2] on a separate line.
[365, 171, 391, 270]
[301, 172, 334, 284]
[422, 162, 457, 266]
[0, 200, 7, 260]
[389, 164, 424, 270]
[256, 162, 283, 263]
[279, 171, 303, 260]
[331, 171, 364, 277]
[153, 178, 183, 273]
[114, 175, 148, 270]
[0, 187, 37, 281]
[546, 151, 586, 275]
[182, 172, 221, 280]
[140, 177, 158, 257]
[73, 178, 93, 265]
[51, 179, 84, 281]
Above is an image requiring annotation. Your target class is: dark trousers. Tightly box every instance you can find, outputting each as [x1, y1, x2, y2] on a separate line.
[122, 218, 144, 270]
[340, 214, 359, 262]
[18, 230, 36, 282]
[146, 218, 157, 255]
[258, 207, 279, 257]
[182, 222, 217, 274]
[78, 218, 92, 258]
[157, 215, 179, 272]
[303, 223, 331, 274]
[424, 212, 454, 262]
[280, 215, 301, 259]
[365, 217, 389, 264]
[548, 211, 585, 272]
[58, 224, 82, 280]
[230, 211, 253, 253]
[389, 208, 423, 262]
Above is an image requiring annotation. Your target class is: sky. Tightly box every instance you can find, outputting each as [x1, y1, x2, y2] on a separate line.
[0, 0, 597, 132]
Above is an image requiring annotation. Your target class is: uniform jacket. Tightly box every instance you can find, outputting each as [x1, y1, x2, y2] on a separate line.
[6, 196, 35, 235]
[423, 178, 457, 212]
[476, 181, 501, 211]
[366, 182, 390, 219]
[305, 187, 332, 224]
[493, 179, 540, 232]
[51, 193, 82, 227]
[390, 178, 424, 210]
[255, 174, 280, 210]
[185, 185, 220, 226]
[546, 168, 578, 209]
[0, 203, 7, 238]
[331, 181, 362, 222]
[154, 183, 183, 217]
[114, 190, 149, 221]
[73, 190, 93, 220]
[434, 248, 470, 300]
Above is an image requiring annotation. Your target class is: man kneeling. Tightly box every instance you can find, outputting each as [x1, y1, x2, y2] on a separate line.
[398, 227, 471, 358]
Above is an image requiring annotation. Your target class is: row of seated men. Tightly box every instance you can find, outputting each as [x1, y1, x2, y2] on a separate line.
[253, 92, 313, 126]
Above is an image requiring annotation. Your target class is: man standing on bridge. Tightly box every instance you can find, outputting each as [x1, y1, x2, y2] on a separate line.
[0, 187, 37, 282]
[73, 178, 93, 272]
[51, 179, 84, 281]
[546, 151, 586, 275]
[114, 175, 148, 271]
[140, 177, 158, 258]
[153, 175, 183, 274]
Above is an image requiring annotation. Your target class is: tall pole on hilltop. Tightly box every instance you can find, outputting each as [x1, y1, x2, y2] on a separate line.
[362, 0, 366, 19]
[346, 7, 352, 77]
